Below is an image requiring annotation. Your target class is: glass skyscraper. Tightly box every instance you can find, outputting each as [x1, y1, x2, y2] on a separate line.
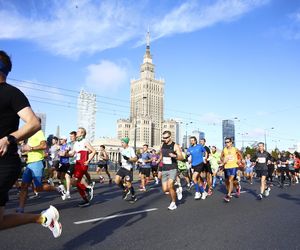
[222, 120, 235, 146]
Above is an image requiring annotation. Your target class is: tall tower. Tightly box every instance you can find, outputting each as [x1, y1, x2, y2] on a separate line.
[78, 90, 97, 142]
[222, 120, 235, 147]
[130, 30, 165, 146]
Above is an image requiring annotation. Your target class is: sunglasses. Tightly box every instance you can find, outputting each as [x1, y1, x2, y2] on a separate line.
[162, 136, 170, 140]
[225, 141, 231, 143]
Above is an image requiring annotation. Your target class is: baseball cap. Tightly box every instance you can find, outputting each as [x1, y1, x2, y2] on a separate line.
[60, 136, 67, 140]
[121, 137, 129, 144]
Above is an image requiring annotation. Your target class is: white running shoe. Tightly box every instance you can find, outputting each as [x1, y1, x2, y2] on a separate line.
[168, 202, 177, 210]
[263, 187, 271, 197]
[194, 192, 201, 200]
[47, 178, 54, 186]
[65, 191, 71, 199]
[58, 185, 67, 200]
[41, 205, 62, 238]
[176, 187, 183, 201]
[201, 191, 208, 200]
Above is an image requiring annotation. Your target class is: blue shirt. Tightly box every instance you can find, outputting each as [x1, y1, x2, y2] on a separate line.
[187, 144, 206, 166]
[140, 152, 151, 168]
[60, 144, 70, 164]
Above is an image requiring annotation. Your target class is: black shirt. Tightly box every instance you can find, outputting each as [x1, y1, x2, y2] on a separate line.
[251, 150, 271, 171]
[161, 142, 177, 171]
[0, 82, 30, 162]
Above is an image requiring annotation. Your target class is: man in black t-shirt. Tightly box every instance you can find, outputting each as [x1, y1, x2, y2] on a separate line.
[0, 51, 62, 237]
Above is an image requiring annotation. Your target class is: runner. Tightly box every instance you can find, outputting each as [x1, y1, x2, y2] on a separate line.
[138, 144, 152, 191]
[96, 145, 112, 184]
[294, 152, 300, 184]
[200, 138, 213, 195]
[150, 149, 160, 185]
[251, 142, 272, 200]
[245, 154, 254, 184]
[57, 136, 70, 184]
[65, 131, 77, 199]
[208, 146, 221, 189]
[177, 150, 191, 190]
[70, 127, 96, 207]
[187, 136, 207, 200]
[0, 50, 61, 237]
[17, 120, 67, 213]
[278, 152, 290, 188]
[115, 137, 137, 203]
[158, 131, 183, 210]
[220, 137, 243, 202]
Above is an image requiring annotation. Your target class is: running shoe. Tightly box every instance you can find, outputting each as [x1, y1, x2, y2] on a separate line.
[122, 189, 130, 200]
[47, 178, 54, 186]
[129, 195, 137, 204]
[263, 187, 271, 197]
[139, 187, 146, 192]
[235, 184, 241, 198]
[41, 205, 62, 238]
[65, 191, 71, 199]
[194, 192, 201, 200]
[176, 187, 183, 201]
[207, 188, 213, 196]
[223, 195, 231, 203]
[78, 200, 90, 207]
[168, 202, 177, 210]
[91, 181, 96, 188]
[86, 187, 94, 201]
[99, 175, 105, 184]
[57, 184, 67, 200]
[201, 191, 208, 200]
[257, 194, 263, 200]
[29, 193, 40, 200]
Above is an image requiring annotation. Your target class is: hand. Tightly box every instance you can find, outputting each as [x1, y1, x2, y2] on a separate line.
[169, 153, 177, 158]
[0, 137, 9, 157]
[21, 144, 31, 152]
[84, 160, 90, 166]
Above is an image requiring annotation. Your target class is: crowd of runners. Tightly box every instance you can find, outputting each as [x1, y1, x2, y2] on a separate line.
[1, 50, 300, 239]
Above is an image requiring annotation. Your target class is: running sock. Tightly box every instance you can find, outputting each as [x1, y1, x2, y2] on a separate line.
[199, 185, 205, 193]
[213, 176, 217, 187]
[194, 182, 200, 193]
[130, 186, 135, 196]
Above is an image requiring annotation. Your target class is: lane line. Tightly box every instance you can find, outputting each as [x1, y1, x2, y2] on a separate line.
[74, 208, 158, 225]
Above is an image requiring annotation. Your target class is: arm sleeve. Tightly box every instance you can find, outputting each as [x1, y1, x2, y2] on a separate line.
[11, 87, 31, 113]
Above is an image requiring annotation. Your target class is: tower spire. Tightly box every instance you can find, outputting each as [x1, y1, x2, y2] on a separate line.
[146, 26, 150, 48]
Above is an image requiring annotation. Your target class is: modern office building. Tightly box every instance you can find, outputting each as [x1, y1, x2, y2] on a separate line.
[222, 119, 235, 146]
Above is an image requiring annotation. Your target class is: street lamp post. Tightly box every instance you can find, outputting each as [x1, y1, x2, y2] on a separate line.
[134, 96, 147, 152]
[264, 127, 274, 151]
[180, 121, 193, 148]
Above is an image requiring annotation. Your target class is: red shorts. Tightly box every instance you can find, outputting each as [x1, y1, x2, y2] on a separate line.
[73, 163, 88, 180]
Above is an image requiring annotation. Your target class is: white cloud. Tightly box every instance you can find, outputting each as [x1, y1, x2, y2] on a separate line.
[151, 0, 269, 40]
[0, 0, 269, 57]
[84, 60, 128, 91]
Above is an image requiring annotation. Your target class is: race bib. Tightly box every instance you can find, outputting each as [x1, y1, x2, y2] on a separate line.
[227, 155, 234, 162]
[257, 157, 266, 164]
[163, 157, 172, 164]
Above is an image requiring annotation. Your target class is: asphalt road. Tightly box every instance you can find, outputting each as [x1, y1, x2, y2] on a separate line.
[1, 177, 300, 250]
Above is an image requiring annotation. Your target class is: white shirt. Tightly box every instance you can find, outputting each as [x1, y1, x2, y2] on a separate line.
[120, 147, 136, 171]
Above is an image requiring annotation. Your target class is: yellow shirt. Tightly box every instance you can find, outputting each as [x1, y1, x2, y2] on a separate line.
[223, 147, 238, 169]
[27, 130, 46, 163]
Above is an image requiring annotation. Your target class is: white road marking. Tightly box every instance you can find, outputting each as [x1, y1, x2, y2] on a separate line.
[74, 208, 158, 225]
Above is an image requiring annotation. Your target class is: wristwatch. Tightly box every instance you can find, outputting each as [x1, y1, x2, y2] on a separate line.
[6, 135, 17, 145]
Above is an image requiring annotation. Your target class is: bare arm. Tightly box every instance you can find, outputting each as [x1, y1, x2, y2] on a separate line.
[84, 142, 96, 165]
[0, 107, 40, 157]
[174, 144, 183, 161]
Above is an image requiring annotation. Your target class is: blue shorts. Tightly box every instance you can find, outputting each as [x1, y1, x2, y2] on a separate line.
[224, 168, 237, 179]
[245, 167, 253, 174]
[22, 160, 44, 187]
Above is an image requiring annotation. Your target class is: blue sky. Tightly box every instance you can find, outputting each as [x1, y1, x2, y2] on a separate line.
[1, 0, 299, 151]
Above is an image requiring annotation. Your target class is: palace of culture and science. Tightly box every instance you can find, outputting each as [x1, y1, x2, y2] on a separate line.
[117, 31, 178, 148]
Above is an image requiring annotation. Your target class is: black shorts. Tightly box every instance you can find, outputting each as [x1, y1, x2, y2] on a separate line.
[256, 169, 268, 178]
[116, 167, 133, 182]
[178, 169, 189, 177]
[204, 163, 213, 174]
[192, 163, 205, 173]
[66, 164, 75, 176]
[151, 165, 158, 173]
[58, 163, 70, 173]
[0, 158, 21, 206]
[98, 164, 108, 171]
[140, 168, 151, 177]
